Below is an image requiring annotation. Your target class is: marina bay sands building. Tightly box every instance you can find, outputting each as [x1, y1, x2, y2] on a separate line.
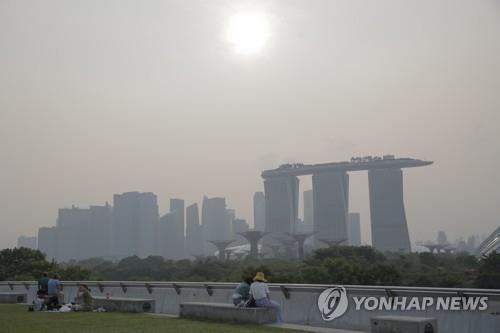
[261, 156, 432, 253]
[312, 171, 349, 247]
[369, 168, 411, 252]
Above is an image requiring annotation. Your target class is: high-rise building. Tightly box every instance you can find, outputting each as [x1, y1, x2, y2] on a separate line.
[369, 168, 411, 253]
[158, 212, 175, 259]
[437, 231, 448, 245]
[56, 206, 91, 262]
[186, 203, 203, 257]
[201, 196, 228, 255]
[41, 203, 112, 262]
[17, 235, 37, 250]
[112, 192, 159, 259]
[261, 158, 431, 254]
[263, 176, 299, 247]
[253, 192, 266, 231]
[38, 227, 57, 261]
[232, 218, 250, 246]
[158, 198, 185, 259]
[312, 172, 349, 247]
[170, 199, 185, 224]
[87, 203, 112, 258]
[348, 212, 361, 246]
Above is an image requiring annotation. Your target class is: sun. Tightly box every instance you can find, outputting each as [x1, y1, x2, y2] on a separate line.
[226, 12, 271, 55]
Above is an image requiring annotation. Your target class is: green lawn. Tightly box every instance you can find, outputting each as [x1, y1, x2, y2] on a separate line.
[0, 304, 303, 333]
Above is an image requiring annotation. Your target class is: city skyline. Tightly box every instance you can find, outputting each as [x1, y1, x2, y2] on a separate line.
[2, 0, 500, 249]
[17, 182, 492, 261]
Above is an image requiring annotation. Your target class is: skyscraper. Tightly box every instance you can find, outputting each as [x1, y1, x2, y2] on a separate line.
[263, 176, 299, 247]
[38, 227, 57, 261]
[56, 206, 91, 262]
[369, 168, 411, 253]
[201, 196, 227, 255]
[253, 192, 266, 231]
[312, 172, 349, 247]
[87, 203, 112, 258]
[437, 231, 448, 245]
[112, 192, 159, 259]
[348, 212, 361, 246]
[157, 198, 185, 259]
[186, 203, 203, 257]
[158, 212, 176, 259]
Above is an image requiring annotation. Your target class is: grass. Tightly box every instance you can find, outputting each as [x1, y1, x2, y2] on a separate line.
[0, 304, 304, 333]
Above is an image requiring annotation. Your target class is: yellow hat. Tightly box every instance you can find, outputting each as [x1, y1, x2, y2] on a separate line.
[253, 272, 267, 282]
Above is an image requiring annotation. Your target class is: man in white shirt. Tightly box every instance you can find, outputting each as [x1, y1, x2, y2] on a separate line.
[249, 272, 283, 323]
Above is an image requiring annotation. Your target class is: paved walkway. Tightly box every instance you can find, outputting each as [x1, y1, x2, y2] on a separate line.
[267, 323, 367, 333]
[147, 313, 367, 333]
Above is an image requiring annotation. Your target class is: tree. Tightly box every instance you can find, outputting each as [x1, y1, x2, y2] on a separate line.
[0, 248, 52, 281]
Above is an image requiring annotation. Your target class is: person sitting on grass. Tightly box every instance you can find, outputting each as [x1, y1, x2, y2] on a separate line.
[75, 284, 93, 312]
[249, 272, 283, 323]
[232, 277, 253, 306]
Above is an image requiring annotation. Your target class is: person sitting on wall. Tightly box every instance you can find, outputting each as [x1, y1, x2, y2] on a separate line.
[232, 277, 253, 306]
[74, 284, 93, 311]
[46, 274, 62, 310]
[249, 272, 283, 323]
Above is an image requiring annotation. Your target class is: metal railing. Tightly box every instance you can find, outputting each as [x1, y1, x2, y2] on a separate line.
[2, 281, 500, 301]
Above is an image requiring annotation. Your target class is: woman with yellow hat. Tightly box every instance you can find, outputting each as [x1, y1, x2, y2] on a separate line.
[249, 272, 283, 323]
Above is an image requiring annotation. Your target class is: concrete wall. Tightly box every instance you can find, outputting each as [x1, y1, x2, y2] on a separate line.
[1, 282, 499, 333]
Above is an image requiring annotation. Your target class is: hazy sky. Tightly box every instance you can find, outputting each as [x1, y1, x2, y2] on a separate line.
[1, 0, 499, 249]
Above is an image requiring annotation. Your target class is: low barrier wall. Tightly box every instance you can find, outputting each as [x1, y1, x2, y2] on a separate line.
[1, 281, 499, 333]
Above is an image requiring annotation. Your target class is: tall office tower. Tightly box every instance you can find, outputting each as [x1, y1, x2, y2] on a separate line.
[38, 227, 57, 261]
[170, 199, 185, 224]
[201, 196, 227, 255]
[169, 198, 186, 259]
[369, 168, 411, 253]
[112, 192, 159, 259]
[17, 236, 37, 249]
[186, 203, 203, 257]
[158, 212, 176, 259]
[264, 176, 299, 247]
[232, 218, 250, 246]
[312, 172, 349, 248]
[56, 206, 91, 262]
[87, 203, 112, 258]
[253, 192, 266, 231]
[437, 231, 448, 245]
[348, 213, 361, 246]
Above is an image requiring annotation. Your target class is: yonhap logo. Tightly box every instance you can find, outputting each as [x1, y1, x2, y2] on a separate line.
[317, 286, 348, 321]
[317, 286, 488, 322]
